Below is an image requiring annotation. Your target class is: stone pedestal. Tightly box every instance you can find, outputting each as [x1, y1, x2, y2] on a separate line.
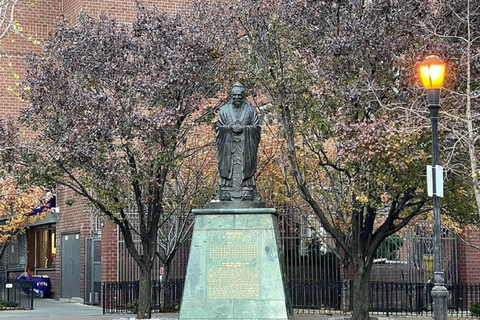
[179, 207, 292, 320]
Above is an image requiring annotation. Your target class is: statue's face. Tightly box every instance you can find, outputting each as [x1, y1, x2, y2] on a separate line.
[231, 88, 245, 106]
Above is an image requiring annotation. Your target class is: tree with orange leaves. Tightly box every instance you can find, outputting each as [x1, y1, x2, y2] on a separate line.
[0, 174, 51, 262]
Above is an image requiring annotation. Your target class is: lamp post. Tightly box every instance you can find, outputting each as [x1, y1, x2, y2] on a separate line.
[419, 55, 448, 320]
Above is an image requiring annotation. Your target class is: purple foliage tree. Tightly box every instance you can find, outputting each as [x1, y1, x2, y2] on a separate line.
[16, 5, 222, 318]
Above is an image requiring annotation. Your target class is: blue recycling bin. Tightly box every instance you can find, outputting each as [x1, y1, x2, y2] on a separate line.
[31, 275, 50, 298]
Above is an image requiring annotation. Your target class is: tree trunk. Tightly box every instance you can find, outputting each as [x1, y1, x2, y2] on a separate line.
[0, 243, 8, 262]
[351, 260, 372, 320]
[341, 262, 350, 312]
[159, 260, 171, 312]
[138, 263, 153, 319]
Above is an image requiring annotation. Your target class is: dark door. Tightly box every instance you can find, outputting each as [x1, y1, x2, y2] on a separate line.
[61, 233, 81, 298]
[85, 238, 101, 304]
[26, 229, 35, 272]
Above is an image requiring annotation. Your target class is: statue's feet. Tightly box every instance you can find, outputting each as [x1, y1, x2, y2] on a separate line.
[217, 186, 261, 202]
[219, 191, 232, 201]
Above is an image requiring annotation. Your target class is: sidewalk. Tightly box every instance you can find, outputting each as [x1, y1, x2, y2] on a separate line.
[0, 298, 119, 319]
[0, 299, 433, 320]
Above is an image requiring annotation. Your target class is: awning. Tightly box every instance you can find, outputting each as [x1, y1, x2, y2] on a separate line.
[30, 196, 55, 215]
[32, 212, 58, 226]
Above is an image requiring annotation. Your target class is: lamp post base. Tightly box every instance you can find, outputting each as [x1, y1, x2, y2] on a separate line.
[431, 283, 448, 320]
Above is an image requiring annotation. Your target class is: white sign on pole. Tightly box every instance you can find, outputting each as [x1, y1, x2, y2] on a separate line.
[427, 165, 433, 197]
[436, 165, 444, 198]
[426, 165, 444, 198]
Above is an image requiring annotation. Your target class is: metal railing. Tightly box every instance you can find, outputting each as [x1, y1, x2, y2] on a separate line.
[289, 280, 480, 317]
[0, 278, 34, 310]
[365, 282, 480, 317]
[103, 279, 184, 314]
[103, 279, 480, 317]
[289, 280, 342, 311]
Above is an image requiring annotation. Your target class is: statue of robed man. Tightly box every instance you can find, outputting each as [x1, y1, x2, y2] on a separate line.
[216, 82, 261, 202]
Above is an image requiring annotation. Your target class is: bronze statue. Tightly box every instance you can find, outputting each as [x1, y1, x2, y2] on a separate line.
[216, 82, 261, 201]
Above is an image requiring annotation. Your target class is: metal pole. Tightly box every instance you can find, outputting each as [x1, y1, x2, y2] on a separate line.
[428, 96, 448, 320]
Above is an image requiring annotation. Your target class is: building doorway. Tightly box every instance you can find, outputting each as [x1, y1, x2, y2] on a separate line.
[61, 233, 81, 298]
[85, 237, 101, 304]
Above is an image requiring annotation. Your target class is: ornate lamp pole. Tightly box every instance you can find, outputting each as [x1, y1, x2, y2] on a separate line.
[419, 55, 448, 320]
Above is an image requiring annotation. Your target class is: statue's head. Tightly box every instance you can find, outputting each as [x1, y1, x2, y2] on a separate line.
[231, 82, 246, 107]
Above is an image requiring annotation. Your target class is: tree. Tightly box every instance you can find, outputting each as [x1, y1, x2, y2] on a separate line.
[197, 1, 435, 319]
[10, 5, 222, 318]
[0, 173, 50, 262]
[156, 119, 218, 309]
[417, 0, 480, 220]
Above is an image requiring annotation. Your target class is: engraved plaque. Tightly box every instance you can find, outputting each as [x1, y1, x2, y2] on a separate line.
[207, 231, 260, 299]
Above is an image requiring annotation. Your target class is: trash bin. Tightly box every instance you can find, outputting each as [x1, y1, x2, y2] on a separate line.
[31, 275, 50, 298]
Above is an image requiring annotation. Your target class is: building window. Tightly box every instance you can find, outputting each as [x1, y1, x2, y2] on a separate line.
[36, 228, 56, 269]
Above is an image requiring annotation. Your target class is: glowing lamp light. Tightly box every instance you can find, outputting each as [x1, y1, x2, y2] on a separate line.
[419, 55, 446, 89]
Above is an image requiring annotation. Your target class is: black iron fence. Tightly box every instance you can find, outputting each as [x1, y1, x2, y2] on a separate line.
[103, 279, 184, 314]
[288, 280, 342, 311]
[365, 282, 480, 317]
[289, 281, 480, 316]
[0, 278, 34, 310]
[369, 281, 426, 315]
[366, 282, 480, 317]
[102, 279, 480, 317]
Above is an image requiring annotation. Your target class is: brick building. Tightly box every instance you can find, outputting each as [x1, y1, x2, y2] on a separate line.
[1, 0, 480, 307]
[0, 0, 190, 302]
[457, 231, 480, 283]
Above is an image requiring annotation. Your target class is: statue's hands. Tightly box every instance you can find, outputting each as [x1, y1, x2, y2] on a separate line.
[232, 124, 243, 134]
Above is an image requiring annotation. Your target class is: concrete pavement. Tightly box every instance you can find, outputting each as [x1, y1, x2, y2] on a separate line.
[0, 298, 120, 319]
[0, 299, 434, 319]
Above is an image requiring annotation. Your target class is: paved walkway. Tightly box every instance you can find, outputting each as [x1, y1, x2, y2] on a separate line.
[0, 299, 434, 320]
[0, 299, 118, 319]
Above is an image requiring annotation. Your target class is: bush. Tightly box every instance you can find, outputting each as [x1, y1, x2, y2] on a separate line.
[126, 299, 138, 314]
[470, 301, 480, 317]
[0, 299, 19, 309]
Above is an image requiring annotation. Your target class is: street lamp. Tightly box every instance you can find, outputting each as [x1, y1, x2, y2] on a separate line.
[419, 55, 448, 320]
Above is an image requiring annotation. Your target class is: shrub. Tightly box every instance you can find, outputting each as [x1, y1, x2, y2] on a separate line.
[126, 299, 138, 314]
[470, 301, 480, 317]
[0, 300, 19, 309]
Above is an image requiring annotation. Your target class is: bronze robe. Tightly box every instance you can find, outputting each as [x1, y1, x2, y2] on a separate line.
[216, 101, 261, 188]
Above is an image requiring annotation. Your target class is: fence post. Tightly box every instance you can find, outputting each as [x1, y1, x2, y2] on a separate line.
[102, 282, 106, 314]
[30, 284, 34, 310]
[386, 283, 389, 317]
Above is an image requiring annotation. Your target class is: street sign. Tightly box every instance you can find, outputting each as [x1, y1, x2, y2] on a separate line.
[427, 165, 444, 197]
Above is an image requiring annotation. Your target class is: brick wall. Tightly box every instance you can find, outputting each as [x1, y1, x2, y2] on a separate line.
[0, 0, 191, 120]
[62, 0, 191, 24]
[101, 219, 117, 282]
[457, 230, 480, 283]
[0, 0, 61, 123]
